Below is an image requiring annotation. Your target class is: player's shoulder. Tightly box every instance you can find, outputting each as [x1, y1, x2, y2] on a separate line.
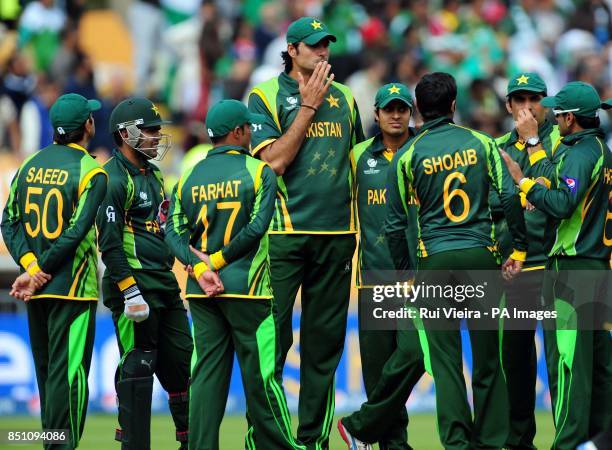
[495, 131, 512, 146]
[250, 75, 282, 99]
[351, 136, 376, 160]
[449, 123, 495, 146]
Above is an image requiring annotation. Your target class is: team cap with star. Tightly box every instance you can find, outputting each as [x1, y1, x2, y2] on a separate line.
[506, 72, 547, 96]
[541, 81, 612, 118]
[375, 83, 413, 109]
[286, 17, 337, 45]
[206, 99, 265, 138]
[50, 93, 101, 135]
[109, 97, 170, 133]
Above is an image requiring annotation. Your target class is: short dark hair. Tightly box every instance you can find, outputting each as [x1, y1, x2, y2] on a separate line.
[415, 72, 457, 121]
[575, 115, 600, 129]
[54, 120, 87, 145]
[113, 130, 123, 147]
[210, 134, 227, 144]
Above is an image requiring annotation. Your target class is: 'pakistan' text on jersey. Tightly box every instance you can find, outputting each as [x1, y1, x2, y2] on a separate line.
[1, 143, 107, 300]
[165, 145, 277, 299]
[394, 117, 527, 259]
[248, 72, 364, 233]
[96, 149, 176, 292]
[350, 133, 418, 286]
[492, 120, 562, 268]
[522, 128, 612, 260]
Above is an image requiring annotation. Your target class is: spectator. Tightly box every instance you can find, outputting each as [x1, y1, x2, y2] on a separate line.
[17, 0, 65, 72]
[19, 73, 59, 155]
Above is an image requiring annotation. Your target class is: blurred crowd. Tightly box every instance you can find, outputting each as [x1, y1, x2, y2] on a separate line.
[1, 0, 611, 167]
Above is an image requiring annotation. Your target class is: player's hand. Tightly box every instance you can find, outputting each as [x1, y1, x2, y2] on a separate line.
[122, 285, 150, 322]
[500, 149, 525, 185]
[189, 245, 212, 268]
[184, 264, 194, 276]
[515, 108, 538, 142]
[197, 270, 224, 296]
[525, 199, 536, 211]
[10, 272, 37, 302]
[501, 257, 523, 280]
[26, 261, 52, 288]
[298, 60, 334, 110]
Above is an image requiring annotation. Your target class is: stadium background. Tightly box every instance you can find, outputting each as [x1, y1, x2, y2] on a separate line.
[0, 0, 610, 448]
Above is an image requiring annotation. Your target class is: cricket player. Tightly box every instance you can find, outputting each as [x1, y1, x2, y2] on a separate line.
[165, 99, 304, 450]
[502, 81, 612, 450]
[493, 72, 562, 449]
[1, 93, 108, 449]
[337, 83, 423, 450]
[96, 97, 192, 450]
[247, 17, 364, 449]
[388, 72, 527, 449]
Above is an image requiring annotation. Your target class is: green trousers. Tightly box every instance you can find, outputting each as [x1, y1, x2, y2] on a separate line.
[269, 234, 355, 450]
[544, 257, 612, 450]
[500, 270, 543, 450]
[27, 298, 96, 450]
[344, 290, 424, 448]
[417, 247, 509, 450]
[105, 287, 193, 450]
[189, 297, 304, 450]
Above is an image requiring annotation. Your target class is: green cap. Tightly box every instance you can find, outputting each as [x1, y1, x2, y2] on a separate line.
[507, 72, 547, 96]
[375, 83, 413, 109]
[50, 93, 101, 135]
[286, 17, 337, 45]
[206, 99, 265, 138]
[540, 81, 612, 118]
[109, 97, 170, 133]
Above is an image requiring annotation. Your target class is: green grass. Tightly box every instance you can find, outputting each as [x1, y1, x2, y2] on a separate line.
[0, 412, 555, 449]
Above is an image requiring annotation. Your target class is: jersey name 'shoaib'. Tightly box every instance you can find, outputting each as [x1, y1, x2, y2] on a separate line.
[395, 117, 527, 258]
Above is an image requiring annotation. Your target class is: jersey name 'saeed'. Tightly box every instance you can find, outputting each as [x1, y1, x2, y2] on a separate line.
[25, 167, 69, 185]
[191, 180, 242, 203]
[422, 148, 478, 175]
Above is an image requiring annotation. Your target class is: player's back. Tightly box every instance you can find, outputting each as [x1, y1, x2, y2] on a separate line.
[400, 119, 499, 256]
[176, 144, 275, 298]
[16, 143, 100, 256]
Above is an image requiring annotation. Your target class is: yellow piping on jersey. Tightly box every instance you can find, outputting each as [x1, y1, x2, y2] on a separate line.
[79, 167, 107, 198]
[68, 258, 88, 297]
[277, 191, 294, 231]
[248, 263, 266, 296]
[251, 88, 281, 130]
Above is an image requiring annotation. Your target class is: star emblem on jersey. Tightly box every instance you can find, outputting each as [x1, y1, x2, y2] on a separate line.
[375, 234, 385, 245]
[326, 94, 339, 108]
[151, 104, 160, 116]
[516, 75, 529, 85]
[388, 84, 401, 94]
[311, 20, 322, 30]
[307, 167, 317, 176]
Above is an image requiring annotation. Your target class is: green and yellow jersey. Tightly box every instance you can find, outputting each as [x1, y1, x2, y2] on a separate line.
[350, 132, 418, 286]
[393, 117, 527, 260]
[248, 72, 364, 234]
[165, 145, 277, 299]
[521, 128, 612, 260]
[96, 149, 177, 295]
[491, 120, 562, 269]
[1, 143, 107, 300]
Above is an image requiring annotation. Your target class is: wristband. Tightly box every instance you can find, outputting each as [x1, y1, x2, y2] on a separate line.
[301, 104, 317, 112]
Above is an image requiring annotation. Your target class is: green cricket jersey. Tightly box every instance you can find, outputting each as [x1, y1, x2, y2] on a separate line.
[491, 120, 562, 268]
[248, 72, 364, 234]
[521, 128, 612, 260]
[96, 149, 177, 293]
[1, 143, 107, 300]
[165, 145, 277, 299]
[393, 117, 527, 259]
[350, 132, 418, 286]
